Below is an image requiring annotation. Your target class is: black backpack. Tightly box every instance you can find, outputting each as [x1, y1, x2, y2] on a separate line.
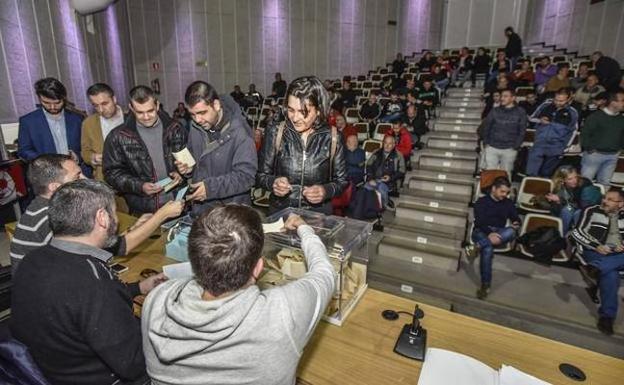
[517, 226, 566, 265]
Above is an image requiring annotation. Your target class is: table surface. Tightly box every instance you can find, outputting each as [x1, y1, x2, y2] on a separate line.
[108, 213, 624, 385]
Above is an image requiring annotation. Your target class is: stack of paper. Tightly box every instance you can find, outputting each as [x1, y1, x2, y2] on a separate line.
[418, 348, 551, 385]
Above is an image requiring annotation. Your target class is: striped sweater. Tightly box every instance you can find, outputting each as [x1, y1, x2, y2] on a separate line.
[9, 196, 52, 273]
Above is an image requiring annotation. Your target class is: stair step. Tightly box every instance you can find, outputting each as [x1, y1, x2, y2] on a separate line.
[426, 138, 478, 152]
[414, 148, 478, 161]
[439, 110, 482, 120]
[393, 206, 467, 239]
[405, 169, 474, 186]
[447, 88, 482, 97]
[432, 122, 479, 135]
[435, 117, 481, 126]
[418, 156, 476, 174]
[444, 100, 483, 108]
[425, 131, 477, 141]
[379, 231, 462, 259]
[396, 193, 470, 216]
[407, 179, 473, 202]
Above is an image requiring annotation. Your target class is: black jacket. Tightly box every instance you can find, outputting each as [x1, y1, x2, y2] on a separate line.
[103, 111, 187, 214]
[473, 54, 492, 74]
[595, 56, 621, 90]
[366, 149, 405, 192]
[505, 32, 523, 58]
[256, 116, 348, 214]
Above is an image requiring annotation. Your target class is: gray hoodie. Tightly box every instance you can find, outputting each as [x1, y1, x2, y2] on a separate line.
[141, 225, 336, 385]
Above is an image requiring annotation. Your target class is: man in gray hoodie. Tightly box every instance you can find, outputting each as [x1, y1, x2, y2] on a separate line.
[480, 88, 527, 178]
[141, 205, 336, 385]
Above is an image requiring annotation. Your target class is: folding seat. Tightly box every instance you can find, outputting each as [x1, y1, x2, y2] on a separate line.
[517, 177, 553, 214]
[373, 123, 392, 141]
[363, 139, 382, 160]
[344, 108, 360, 124]
[518, 214, 568, 262]
[354, 123, 369, 142]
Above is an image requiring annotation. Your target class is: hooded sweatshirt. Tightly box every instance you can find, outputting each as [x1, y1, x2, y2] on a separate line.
[141, 225, 335, 385]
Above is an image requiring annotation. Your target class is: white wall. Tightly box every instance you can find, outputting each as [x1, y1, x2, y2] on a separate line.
[525, 0, 624, 62]
[442, 0, 529, 49]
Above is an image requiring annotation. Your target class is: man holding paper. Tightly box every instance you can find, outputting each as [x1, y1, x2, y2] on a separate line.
[104, 85, 187, 214]
[175, 81, 257, 216]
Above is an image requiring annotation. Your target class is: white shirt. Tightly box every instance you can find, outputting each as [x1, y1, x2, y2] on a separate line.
[99, 106, 124, 140]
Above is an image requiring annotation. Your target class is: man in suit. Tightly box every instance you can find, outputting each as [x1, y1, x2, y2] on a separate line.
[82, 83, 125, 181]
[17, 77, 88, 176]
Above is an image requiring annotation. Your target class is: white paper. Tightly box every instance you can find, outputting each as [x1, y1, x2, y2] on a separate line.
[418, 348, 497, 385]
[417, 349, 552, 385]
[262, 218, 285, 233]
[163, 262, 193, 280]
[173, 148, 196, 168]
[499, 365, 551, 385]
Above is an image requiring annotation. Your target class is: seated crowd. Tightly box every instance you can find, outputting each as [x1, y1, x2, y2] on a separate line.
[469, 45, 623, 336]
[2, 32, 623, 383]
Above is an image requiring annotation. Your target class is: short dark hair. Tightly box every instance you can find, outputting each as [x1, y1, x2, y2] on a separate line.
[555, 87, 572, 98]
[188, 205, 264, 296]
[129, 85, 157, 104]
[492, 176, 511, 189]
[607, 90, 624, 105]
[48, 179, 115, 237]
[28, 154, 73, 196]
[607, 188, 624, 201]
[285, 76, 330, 124]
[34, 78, 67, 100]
[557, 63, 570, 72]
[501, 88, 515, 96]
[505, 26, 514, 33]
[184, 81, 219, 107]
[87, 83, 114, 98]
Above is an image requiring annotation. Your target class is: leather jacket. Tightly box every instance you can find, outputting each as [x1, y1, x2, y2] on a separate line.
[256, 116, 348, 214]
[103, 111, 187, 214]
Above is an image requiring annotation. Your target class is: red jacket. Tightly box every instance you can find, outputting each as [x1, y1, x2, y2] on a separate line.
[385, 127, 412, 158]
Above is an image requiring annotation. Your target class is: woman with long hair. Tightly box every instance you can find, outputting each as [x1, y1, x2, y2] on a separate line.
[545, 166, 598, 233]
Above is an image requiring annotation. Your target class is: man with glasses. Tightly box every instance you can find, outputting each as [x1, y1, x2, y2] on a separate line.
[17, 78, 89, 175]
[572, 189, 624, 335]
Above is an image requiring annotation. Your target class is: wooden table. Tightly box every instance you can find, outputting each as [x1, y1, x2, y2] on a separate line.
[115, 217, 624, 385]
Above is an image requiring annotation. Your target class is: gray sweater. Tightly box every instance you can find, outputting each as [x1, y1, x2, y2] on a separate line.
[141, 225, 336, 385]
[480, 104, 527, 150]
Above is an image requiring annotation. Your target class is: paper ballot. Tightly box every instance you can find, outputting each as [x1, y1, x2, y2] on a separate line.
[163, 262, 193, 280]
[262, 218, 285, 233]
[417, 348, 551, 385]
[173, 148, 196, 168]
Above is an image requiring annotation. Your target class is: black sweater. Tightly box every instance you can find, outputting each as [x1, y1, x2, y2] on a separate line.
[474, 195, 520, 233]
[10, 243, 146, 385]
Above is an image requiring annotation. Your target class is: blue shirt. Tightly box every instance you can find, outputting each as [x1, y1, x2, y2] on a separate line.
[43, 109, 69, 154]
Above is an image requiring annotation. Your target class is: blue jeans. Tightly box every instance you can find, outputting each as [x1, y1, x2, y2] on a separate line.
[581, 151, 619, 186]
[472, 226, 517, 285]
[435, 78, 450, 91]
[559, 207, 581, 234]
[380, 112, 403, 123]
[365, 180, 390, 207]
[583, 250, 624, 318]
[526, 146, 562, 177]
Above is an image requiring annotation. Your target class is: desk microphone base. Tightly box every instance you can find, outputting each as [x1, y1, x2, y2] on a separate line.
[393, 324, 427, 361]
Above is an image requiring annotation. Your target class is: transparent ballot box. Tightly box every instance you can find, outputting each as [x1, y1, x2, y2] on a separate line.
[161, 215, 194, 262]
[259, 208, 373, 326]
